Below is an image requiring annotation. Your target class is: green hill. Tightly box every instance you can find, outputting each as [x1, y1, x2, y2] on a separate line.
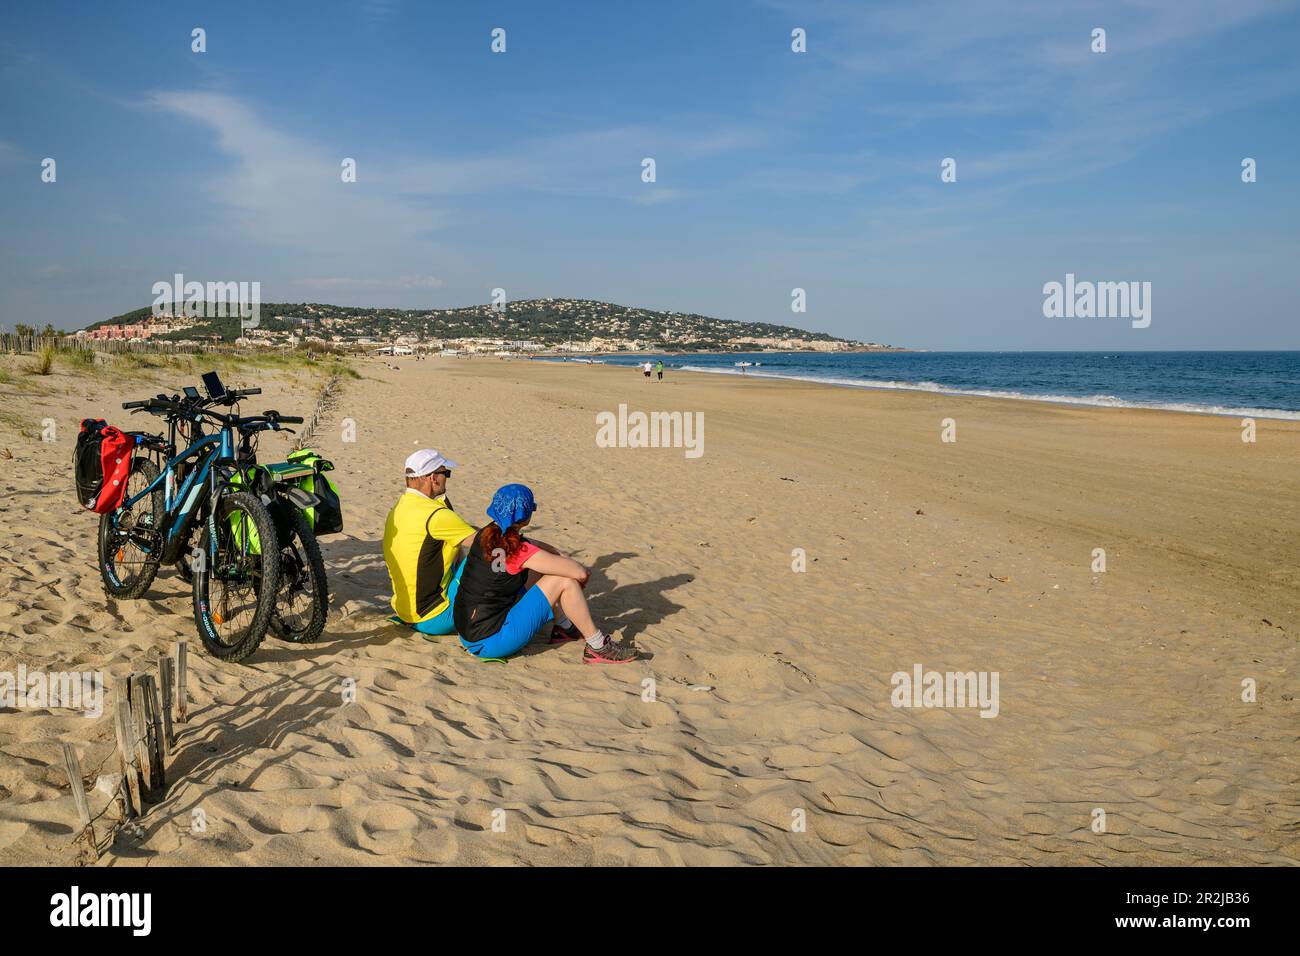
[86, 298, 893, 350]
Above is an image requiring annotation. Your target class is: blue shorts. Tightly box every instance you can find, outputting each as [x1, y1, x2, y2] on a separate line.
[409, 558, 465, 636]
[459, 585, 554, 659]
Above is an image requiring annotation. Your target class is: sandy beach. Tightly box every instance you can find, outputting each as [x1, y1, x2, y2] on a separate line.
[1, 353, 1296, 866]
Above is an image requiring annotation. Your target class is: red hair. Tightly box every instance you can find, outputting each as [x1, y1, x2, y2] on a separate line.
[480, 524, 525, 562]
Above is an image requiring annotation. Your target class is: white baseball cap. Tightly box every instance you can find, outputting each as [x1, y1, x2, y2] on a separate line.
[404, 448, 458, 477]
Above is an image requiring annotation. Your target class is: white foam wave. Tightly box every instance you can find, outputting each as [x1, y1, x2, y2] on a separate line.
[673, 365, 1300, 421]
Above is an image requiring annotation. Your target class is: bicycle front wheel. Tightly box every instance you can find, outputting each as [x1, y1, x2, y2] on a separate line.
[192, 491, 280, 662]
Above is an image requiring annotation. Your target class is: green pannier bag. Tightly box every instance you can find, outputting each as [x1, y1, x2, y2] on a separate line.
[224, 449, 342, 554]
[285, 448, 343, 536]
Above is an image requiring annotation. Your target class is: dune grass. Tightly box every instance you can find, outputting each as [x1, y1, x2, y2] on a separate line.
[112, 351, 176, 371]
[0, 346, 357, 445]
[60, 347, 96, 369]
[32, 343, 56, 375]
[206, 349, 359, 380]
[0, 407, 39, 441]
[4, 344, 356, 396]
[93, 348, 361, 399]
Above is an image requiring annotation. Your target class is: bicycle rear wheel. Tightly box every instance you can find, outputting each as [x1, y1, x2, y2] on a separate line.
[97, 456, 163, 599]
[192, 491, 280, 662]
[269, 506, 329, 643]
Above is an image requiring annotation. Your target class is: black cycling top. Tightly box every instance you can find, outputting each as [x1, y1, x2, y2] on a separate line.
[453, 527, 533, 643]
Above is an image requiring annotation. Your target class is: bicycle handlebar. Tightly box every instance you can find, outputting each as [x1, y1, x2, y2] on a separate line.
[123, 386, 299, 431]
[124, 398, 185, 416]
[236, 415, 296, 430]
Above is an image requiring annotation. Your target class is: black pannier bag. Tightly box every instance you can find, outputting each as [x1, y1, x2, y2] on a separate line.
[284, 448, 343, 536]
[312, 477, 343, 535]
[74, 419, 108, 507]
[74, 419, 132, 513]
[75, 416, 134, 512]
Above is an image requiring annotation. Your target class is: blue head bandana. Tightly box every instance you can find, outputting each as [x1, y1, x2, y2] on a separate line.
[486, 483, 536, 533]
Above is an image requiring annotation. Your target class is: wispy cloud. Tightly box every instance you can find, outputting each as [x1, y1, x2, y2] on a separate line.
[358, 0, 402, 23]
[766, 0, 1298, 174]
[143, 89, 765, 303]
[752, 0, 1300, 252]
[150, 90, 440, 254]
[148, 89, 767, 265]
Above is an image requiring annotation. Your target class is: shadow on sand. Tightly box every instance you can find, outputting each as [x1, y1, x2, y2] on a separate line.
[106, 545, 692, 858]
[107, 659, 347, 859]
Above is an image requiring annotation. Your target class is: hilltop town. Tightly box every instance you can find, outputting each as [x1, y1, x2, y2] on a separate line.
[75, 298, 900, 354]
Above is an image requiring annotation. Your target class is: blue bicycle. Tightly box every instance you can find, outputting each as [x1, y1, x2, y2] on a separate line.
[97, 371, 304, 661]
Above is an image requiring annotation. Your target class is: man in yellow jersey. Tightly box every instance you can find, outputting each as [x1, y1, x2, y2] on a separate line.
[383, 449, 477, 636]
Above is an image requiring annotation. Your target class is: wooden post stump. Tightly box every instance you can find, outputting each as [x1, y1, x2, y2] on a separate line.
[61, 743, 92, 827]
[61, 742, 99, 862]
[113, 693, 142, 817]
[158, 656, 176, 754]
[127, 674, 164, 801]
[128, 675, 151, 796]
[175, 641, 188, 723]
[144, 674, 166, 791]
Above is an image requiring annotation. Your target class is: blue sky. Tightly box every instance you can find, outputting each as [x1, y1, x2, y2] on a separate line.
[1, 0, 1297, 349]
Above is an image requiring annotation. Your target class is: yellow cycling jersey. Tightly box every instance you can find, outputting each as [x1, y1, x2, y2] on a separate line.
[383, 491, 475, 623]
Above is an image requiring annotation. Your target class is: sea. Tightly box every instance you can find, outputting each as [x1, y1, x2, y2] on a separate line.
[554, 351, 1300, 420]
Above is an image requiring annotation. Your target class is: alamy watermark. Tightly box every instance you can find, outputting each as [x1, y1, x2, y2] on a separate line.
[595, 404, 703, 459]
[1043, 273, 1150, 328]
[151, 273, 261, 329]
[890, 664, 999, 718]
[49, 886, 151, 936]
[0, 666, 104, 718]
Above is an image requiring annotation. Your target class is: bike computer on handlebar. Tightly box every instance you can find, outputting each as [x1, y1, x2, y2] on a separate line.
[201, 371, 226, 399]
[183, 386, 200, 400]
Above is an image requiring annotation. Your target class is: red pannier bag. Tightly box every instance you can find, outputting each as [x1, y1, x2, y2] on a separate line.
[74, 419, 134, 513]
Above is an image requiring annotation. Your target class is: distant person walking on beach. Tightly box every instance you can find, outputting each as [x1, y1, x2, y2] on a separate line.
[382, 449, 476, 637]
[655, 360, 664, 382]
[453, 484, 639, 663]
[642, 361, 652, 381]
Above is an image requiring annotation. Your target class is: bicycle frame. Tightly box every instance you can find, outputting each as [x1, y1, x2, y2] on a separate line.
[112, 423, 244, 564]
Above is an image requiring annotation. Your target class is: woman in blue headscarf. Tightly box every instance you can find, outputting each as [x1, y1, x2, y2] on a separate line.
[452, 483, 638, 663]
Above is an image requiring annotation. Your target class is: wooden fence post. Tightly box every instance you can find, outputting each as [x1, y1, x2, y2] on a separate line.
[144, 674, 166, 791]
[61, 743, 92, 827]
[128, 674, 156, 799]
[175, 641, 188, 723]
[113, 693, 142, 817]
[158, 656, 175, 755]
[61, 742, 99, 862]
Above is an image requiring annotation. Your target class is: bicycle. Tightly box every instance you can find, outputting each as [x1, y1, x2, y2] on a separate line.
[97, 371, 305, 661]
[156, 383, 333, 647]
[226, 417, 332, 646]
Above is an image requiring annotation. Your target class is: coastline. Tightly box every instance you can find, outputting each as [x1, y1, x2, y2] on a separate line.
[535, 351, 1300, 421]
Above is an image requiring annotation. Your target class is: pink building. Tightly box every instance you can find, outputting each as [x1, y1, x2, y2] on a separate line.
[81, 323, 153, 341]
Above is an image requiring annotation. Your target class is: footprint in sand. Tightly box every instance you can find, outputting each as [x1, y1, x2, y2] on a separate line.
[250, 805, 331, 835]
[350, 804, 421, 854]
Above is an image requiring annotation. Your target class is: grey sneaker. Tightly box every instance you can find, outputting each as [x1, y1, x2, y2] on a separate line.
[582, 636, 639, 665]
